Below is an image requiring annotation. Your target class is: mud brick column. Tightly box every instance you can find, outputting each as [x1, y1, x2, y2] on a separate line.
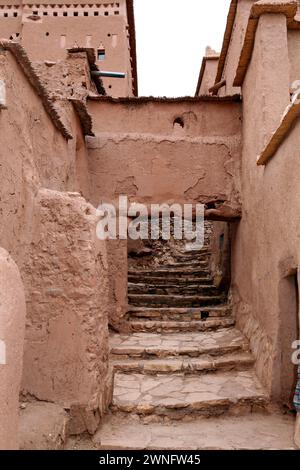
[21, 189, 112, 435]
[0, 248, 26, 450]
[247, 13, 290, 151]
[295, 414, 300, 448]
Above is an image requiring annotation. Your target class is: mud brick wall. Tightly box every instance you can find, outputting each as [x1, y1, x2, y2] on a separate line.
[21, 189, 112, 434]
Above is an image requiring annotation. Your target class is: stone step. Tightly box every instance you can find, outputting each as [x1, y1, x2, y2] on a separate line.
[149, 262, 209, 271]
[128, 294, 225, 308]
[162, 260, 209, 269]
[93, 413, 296, 450]
[111, 370, 268, 419]
[128, 268, 211, 278]
[172, 252, 211, 262]
[175, 247, 211, 255]
[112, 351, 254, 375]
[110, 328, 249, 360]
[128, 283, 219, 296]
[174, 247, 211, 255]
[128, 317, 235, 333]
[128, 306, 231, 321]
[128, 276, 213, 285]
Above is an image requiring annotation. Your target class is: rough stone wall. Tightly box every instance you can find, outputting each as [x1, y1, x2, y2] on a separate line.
[231, 13, 300, 402]
[128, 220, 214, 271]
[33, 51, 98, 101]
[21, 189, 112, 435]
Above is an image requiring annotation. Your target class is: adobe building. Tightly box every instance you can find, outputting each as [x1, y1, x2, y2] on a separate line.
[0, 0, 300, 450]
[0, 0, 137, 96]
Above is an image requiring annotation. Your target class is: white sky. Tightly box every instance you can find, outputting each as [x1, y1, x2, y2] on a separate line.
[134, 0, 231, 97]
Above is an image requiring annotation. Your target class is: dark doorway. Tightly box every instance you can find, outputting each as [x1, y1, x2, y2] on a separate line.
[278, 270, 299, 409]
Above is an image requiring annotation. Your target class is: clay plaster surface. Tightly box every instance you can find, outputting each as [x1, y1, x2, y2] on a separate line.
[21, 189, 111, 434]
[0, 248, 26, 450]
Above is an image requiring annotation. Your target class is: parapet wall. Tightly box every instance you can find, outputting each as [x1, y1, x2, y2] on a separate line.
[87, 97, 243, 209]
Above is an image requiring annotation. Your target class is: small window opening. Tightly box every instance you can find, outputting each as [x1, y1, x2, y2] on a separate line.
[63, 11, 67, 17]
[104, 11, 109, 16]
[173, 117, 184, 129]
[97, 49, 106, 61]
[114, 11, 119, 15]
[13, 12, 17, 17]
[53, 11, 58, 16]
[84, 11, 88, 16]
[74, 11, 78, 16]
[4, 13, 8, 17]
[43, 11, 48, 16]
[94, 11, 99, 16]
[45, 32, 50, 36]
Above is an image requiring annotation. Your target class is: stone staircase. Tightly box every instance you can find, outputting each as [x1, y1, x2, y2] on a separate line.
[92, 242, 296, 450]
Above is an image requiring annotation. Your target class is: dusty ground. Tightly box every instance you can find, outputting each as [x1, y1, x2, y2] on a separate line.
[65, 413, 296, 450]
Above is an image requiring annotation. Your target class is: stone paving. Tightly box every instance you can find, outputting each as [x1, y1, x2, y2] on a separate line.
[129, 317, 235, 333]
[112, 351, 254, 375]
[128, 305, 231, 320]
[88, 414, 296, 450]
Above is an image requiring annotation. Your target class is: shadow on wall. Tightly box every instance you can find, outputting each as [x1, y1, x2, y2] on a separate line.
[209, 221, 231, 293]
